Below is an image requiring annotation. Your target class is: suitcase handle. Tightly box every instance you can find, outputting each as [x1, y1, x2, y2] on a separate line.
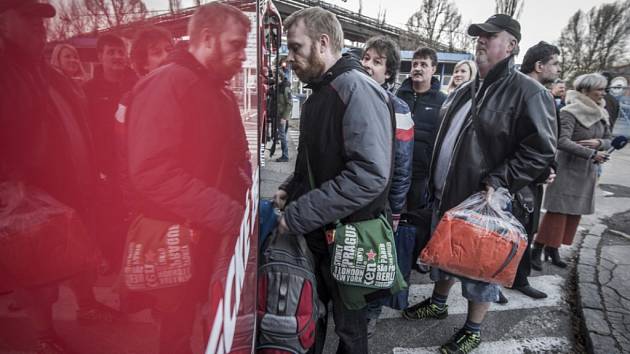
[491, 239, 518, 278]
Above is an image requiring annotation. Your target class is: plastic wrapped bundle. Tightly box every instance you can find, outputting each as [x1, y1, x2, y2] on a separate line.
[419, 188, 527, 287]
[0, 182, 97, 290]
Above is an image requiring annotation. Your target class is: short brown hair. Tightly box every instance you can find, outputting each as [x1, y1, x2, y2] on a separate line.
[364, 36, 400, 85]
[188, 2, 250, 46]
[412, 47, 438, 67]
[130, 26, 172, 76]
[96, 34, 125, 55]
[284, 7, 344, 54]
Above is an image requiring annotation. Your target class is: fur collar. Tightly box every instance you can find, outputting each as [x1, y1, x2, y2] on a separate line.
[561, 90, 609, 128]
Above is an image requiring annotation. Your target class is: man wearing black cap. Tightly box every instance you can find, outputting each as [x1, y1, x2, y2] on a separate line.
[1, 1, 121, 353]
[402, 14, 557, 354]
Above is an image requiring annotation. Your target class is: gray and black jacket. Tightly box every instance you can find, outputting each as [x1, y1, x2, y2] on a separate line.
[281, 55, 394, 254]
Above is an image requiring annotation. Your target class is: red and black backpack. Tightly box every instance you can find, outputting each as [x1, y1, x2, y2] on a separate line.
[256, 229, 324, 353]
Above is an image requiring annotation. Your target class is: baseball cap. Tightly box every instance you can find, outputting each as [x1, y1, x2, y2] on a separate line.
[0, 0, 56, 18]
[468, 14, 521, 42]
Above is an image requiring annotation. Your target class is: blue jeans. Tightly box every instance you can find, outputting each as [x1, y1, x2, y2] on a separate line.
[277, 119, 288, 159]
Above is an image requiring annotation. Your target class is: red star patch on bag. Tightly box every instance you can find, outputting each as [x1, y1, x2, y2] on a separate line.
[145, 250, 156, 263]
[366, 249, 377, 261]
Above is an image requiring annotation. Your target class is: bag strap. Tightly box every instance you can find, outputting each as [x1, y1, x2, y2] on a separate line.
[305, 145, 316, 191]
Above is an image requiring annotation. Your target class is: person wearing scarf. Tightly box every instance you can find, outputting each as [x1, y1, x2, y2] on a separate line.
[534, 73, 612, 268]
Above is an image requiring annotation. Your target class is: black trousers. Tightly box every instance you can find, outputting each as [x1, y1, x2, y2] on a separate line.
[513, 185, 543, 288]
[407, 177, 429, 212]
[513, 230, 535, 287]
[311, 251, 368, 354]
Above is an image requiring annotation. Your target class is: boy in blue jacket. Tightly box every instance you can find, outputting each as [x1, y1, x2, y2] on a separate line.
[360, 35, 414, 337]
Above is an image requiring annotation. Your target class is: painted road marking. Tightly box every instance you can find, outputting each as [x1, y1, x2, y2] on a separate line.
[379, 275, 564, 319]
[289, 129, 299, 150]
[393, 336, 570, 354]
[0, 275, 565, 325]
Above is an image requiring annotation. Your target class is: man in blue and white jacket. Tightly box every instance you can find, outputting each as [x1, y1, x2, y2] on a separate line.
[360, 35, 414, 337]
[360, 36, 414, 230]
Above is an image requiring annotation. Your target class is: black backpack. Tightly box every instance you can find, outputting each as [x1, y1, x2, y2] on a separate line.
[256, 229, 325, 354]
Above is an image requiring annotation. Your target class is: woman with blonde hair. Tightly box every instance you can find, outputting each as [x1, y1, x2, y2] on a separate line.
[50, 43, 88, 83]
[447, 60, 477, 93]
[533, 73, 612, 268]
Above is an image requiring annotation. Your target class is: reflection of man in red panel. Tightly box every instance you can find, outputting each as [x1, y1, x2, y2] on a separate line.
[126, 3, 251, 353]
[1, 1, 122, 352]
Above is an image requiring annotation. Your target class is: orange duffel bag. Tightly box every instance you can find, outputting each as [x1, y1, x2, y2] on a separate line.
[0, 182, 98, 291]
[420, 188, 527, 287]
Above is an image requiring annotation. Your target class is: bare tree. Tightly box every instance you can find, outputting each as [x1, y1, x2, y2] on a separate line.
[447, 20, 475, 53]
[47, 0, 148, 40]
[557, 0, 630, 80]
[494, 0, 523, 19]
[406, 0, 462, 48]
[48, 0, 96, 40]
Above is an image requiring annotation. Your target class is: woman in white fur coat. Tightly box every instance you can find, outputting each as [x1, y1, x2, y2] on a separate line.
[534, 73, 612, 268]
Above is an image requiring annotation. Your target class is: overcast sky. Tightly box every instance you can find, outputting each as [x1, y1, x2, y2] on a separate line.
[144, 0, 612, 63]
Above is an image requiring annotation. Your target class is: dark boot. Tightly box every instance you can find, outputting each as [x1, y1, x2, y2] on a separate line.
[511, 284, 548, 299]
[544, 247, 567, 268]
[531, 242, 544, 271]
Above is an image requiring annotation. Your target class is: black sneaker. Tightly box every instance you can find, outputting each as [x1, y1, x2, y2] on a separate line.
[440, 328, 481, 354]
[401, 298, 448, 320]
[275, 156, 289, 162]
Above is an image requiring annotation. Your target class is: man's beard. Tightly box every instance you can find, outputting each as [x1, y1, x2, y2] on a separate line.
[475, 50, 488, 67]
[540, 74, 557, 86]
[209, 41, 242, 81]
[294, 44, 326, 83]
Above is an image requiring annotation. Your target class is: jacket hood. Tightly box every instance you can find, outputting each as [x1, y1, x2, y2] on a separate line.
[562, 90, 610, 128]
[306, 54, 366, 90]
[398, 75, 442, 95]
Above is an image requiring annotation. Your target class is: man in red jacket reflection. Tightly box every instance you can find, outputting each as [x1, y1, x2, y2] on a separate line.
[126, 3, 252, 353]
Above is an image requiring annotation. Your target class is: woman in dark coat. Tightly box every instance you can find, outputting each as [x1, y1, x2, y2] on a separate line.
[533, 73, 612, 268]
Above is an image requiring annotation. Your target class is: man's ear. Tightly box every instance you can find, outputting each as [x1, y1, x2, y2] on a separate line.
[428, 61, 437, 75]
[507, 38, 517, 54]
[535, 61, 544, 74]
[199, 27, 216, 50]
[318, 33, 330, 54]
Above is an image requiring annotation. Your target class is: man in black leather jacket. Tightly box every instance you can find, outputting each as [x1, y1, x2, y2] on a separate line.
[402, 15, 557, 354]
[512, 41, 562, 300]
